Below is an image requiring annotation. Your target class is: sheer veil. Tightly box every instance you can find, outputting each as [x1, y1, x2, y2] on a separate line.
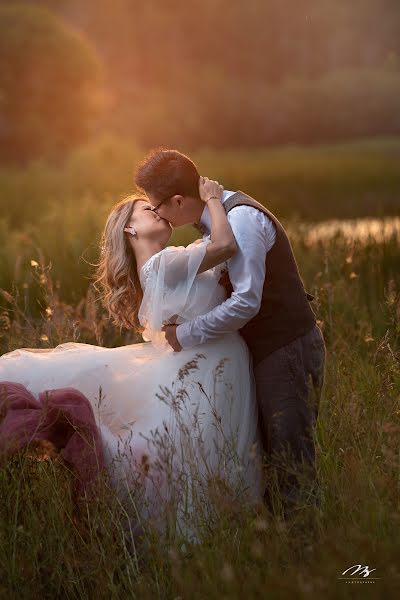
[138, 238, 223, 347]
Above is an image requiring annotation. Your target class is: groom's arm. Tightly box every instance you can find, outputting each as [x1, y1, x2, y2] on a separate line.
[175, 206, 276, 349]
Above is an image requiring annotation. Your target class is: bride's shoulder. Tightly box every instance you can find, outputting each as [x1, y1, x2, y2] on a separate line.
[164, 239, 208, 253]
[142, 245, 186, 270]
[140, 247, 175, 285]
[140, 240, 209, 285]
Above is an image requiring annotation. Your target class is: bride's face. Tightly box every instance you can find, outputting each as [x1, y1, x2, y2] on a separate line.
[126, 199, 172, 245]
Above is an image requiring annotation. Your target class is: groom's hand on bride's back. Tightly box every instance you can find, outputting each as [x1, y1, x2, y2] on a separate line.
[162, 324, 182, 352]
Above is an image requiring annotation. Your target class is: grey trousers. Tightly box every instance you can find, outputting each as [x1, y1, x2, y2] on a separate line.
[254, 324, 326, 513]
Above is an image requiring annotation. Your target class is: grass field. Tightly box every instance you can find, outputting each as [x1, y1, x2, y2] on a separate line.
[0, 138, 400, 598]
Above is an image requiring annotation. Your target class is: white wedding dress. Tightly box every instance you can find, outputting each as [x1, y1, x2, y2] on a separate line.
[0, 238, 263, 538]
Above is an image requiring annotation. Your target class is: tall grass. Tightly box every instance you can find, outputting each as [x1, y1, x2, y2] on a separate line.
[1, 221, 399, 597]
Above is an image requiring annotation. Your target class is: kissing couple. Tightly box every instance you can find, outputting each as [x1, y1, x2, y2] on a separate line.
[0, 148, 326, 536]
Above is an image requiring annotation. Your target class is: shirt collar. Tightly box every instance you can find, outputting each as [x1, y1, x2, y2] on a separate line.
[199, 189, 236, 232]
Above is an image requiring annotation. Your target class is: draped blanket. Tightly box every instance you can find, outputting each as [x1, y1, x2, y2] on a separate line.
[0, 381, 106, 498]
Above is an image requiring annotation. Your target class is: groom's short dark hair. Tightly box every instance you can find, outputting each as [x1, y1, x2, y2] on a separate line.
[134, 148, 201, 200]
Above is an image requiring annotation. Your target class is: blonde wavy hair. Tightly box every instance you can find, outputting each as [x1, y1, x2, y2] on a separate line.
[92, 194, 147, 332]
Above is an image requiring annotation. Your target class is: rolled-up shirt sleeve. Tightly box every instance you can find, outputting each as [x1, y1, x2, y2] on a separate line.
[176, 206, 276, 349]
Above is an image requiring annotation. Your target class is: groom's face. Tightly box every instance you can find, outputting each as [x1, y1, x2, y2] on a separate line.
[148, 193, 191, 227]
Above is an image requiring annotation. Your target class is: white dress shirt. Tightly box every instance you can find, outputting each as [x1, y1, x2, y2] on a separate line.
[176, 190, 276, 349]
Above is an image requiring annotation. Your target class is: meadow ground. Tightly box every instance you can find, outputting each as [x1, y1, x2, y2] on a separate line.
[0, 138, 399, 598]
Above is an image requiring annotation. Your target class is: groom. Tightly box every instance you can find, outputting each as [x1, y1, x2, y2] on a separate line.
[134, 148, 326, 516]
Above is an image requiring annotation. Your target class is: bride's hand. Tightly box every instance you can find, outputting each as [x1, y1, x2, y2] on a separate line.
[199, 176, 224, 204]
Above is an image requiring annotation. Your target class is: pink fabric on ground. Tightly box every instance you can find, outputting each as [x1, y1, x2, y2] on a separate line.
[0, 381, 106, 498]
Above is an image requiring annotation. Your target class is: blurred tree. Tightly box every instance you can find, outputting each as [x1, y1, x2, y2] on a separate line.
[1, 0, 400, 150]
[0, 3, 103, 163]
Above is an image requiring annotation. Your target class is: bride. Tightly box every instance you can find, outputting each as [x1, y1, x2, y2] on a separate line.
[0, 177, 263, 538]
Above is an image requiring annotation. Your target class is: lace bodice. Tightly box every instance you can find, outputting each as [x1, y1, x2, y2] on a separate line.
[140, 250, 163, 289]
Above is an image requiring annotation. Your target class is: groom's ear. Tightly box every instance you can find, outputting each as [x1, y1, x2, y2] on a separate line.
[172, 194, 185, 208]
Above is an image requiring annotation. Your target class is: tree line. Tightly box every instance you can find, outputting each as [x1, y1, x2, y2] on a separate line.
[1, 0, 400, 162]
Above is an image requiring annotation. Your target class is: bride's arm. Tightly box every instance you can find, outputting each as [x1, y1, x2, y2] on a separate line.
[140, 178, 236, 337]
[196, 177, 237, 274]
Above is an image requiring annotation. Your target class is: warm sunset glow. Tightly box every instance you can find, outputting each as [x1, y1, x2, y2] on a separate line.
[301, 217, 400, 245]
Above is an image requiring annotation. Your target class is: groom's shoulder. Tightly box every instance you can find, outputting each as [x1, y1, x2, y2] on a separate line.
[227, 191, 286, 230]
[226, 201, 275, 228]
[225, 190, 271, 216]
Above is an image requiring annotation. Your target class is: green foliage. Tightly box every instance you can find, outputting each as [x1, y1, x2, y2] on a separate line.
[0, 134, 398, 338]
[0, 134, 399, 230]
[0, 136, 399, 317]
[0, 3, 103, 163]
